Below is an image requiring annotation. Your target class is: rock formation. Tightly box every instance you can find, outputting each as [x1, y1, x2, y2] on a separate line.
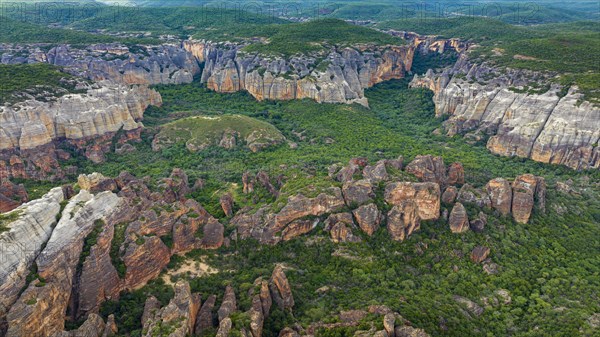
[387, 200, 420, 241]
[184, 40, 414, 106]
[143, 281, 200, 337]
[410, 57, 600, 170]
[384, 182, 441, 220]
[270, 265, 294, 311]
[0, 180, 28, 212]
[449, 202, 469, 233]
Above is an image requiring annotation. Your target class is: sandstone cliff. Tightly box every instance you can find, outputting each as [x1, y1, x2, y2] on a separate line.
[184, 40, 414, 106]
[410, 56, 600, 170]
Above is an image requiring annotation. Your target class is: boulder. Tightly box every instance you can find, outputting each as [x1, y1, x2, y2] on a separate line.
[78, 173, 117, 194]
[471, 246, 490, 263]
[383, 313, 396, 337]
[449, 203, 469, 233]
[469, 212, 487, 233]
[342, 179, 375, 207]
[143, 281, 200, 337]
[395, 326, 430, 337]
[363, 160, 389, 182]
[216, 317, 232, 337]
[486, 178, 512, 216]
[386, 200, 420, 241]
[270, 265, 294, 311]
[441, 186, 458, 204]
[457, 184, 491, 209]
[242, 172, 255, 194]
[446, 162, 465, 185]
[281, 219, 319, 241]
[511, 174, 541, 224]
[220, 193, 234, 217]
[194, 295, 216, 334]
[384, 182, 440, 220]
[249, 295, 264, 337]
[200, 218, 224, 249]
[218, 285, 237, 322]
[353, 203, 382, 236]
[405, 155, 447, 186]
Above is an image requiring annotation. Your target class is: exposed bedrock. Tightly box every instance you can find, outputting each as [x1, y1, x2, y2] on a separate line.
[184, 40, 415, 106]
[410, 56, 600, 170]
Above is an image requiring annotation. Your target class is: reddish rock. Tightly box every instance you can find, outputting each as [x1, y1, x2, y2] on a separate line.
[259, 280, 272, 317]
[387, 200, 420, 241]
[249, 295, 264, 337]
[349, 157, 369, 168]
[511, 174, 539, 224]
[330, 222, 361, 243]
[353, 203, 382, 236]
[384, 312, 396, 337]
[395, 325, 430, 337]
[323, 212, 355, 231]
[449, 203, 469, 233]
[77, 222, 122, 317]
[0, 180, 28, 212]
[257, 170, 278, 197]
[282, 219, 318, 241]
[279, 327, 300, 337]
[447, 162, 465, 185]
[457, 184, 491, 209]
[123, 236, 171, 290]
[220, 193, 234, 217]
[200, 218, 225, 249]
[159, 168, 191, 202]
[486, 178, 512, 216]
[471, 246, 490, 263]
[384, 182, 441, 220]
[273, 188, 345, 233]
[441, 186, 458, 204]
[218, 285, 237, 322]
[142, 296, 161, 330]
[342, 179, 374, 207]
[242, 172, 255, 194]
[195, 295, 216, 334]
[77, 173, 118, 194]
[340, 310, 368, 323]
[363, 160, 389, 182]
[336, 164, 359, 183]
[270, 265, 294, 311]
[143, 281, 200, 337]
[216, 317, 232, 337]
[385, 156, 404, 171]
[405, 155, 447, 186]
[469, 212, 487, 233]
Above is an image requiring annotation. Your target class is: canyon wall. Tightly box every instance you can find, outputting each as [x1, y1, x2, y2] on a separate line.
[184, 40, 415, 106]
[410, 55, 600, 170]
[0, 43, 201, 183]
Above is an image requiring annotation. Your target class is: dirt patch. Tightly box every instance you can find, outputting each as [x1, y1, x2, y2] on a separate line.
[163, 256, 218, 286]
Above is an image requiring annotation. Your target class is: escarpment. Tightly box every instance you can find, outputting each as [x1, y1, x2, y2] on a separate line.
[184, 40, 415, 106]
[410, 55, 600, 170]
[0, 42, 201, 181]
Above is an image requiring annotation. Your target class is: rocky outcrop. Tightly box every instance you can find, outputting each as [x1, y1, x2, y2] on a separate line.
[6, 190, 123, 337]
[217, 285, 237, 322]
[0, 83, 161, 179]
[385, 182, 440, 220]
[184, 40, 414, 106]
[0, 180, 28, 212]
[342, 179, 374, 207]
[353, 203, 382, 236]
[486, 178, 512, 216]
[270, 265, 294, 311]
[0, 188, 64, 327]
[143, 281, 200, 337]
[405, 155, 447, 186]
[387, 200, 420, 241]
[410, 58, 600, 170]
[194, 295, 216, 335]
[449, 202, 469, 233]
[325, 213, 361, 243]
[471, 246, 491, 264]
[511, 174, 545, 224]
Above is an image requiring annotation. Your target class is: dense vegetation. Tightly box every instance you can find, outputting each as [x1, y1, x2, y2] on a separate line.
[378, 17, 600, 102]
[0, 17, 157, 45]
[0, 63, 85, 104]
[91, 78, 599, 336]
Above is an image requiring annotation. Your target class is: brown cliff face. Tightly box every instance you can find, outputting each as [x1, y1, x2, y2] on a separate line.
[511, 174, 545, 224]
[486, 178, 513, 216]
[0, 180, 28, 212]
[185, 41, 414, 106]
[387, 200, 420, 242]
[449, 202, 469, 233]
[384, 182, 441, 221]
[410, 59, 600, 170]
[270, 265, 295, 311]
[143, 281, 200, 337]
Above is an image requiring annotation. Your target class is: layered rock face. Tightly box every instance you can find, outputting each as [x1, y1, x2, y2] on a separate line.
[1, 43, 201, 86]
[410, 56, 600, 170]
[0, 42, 201, 181]
[0, 188, 64, 327]
[184, 40, 414, 106]
[1, 169, 225, 336]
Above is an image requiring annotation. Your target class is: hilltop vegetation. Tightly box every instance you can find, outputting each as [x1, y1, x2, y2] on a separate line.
[0, 63, 86, 104]
[378, 17, 600, 102]
[154, 114, 285, 152]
